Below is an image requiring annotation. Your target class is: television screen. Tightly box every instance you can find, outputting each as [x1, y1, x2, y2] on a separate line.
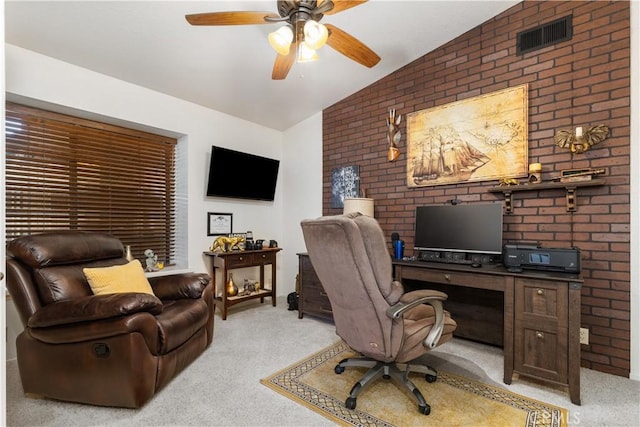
[206, 146, 280, 201]
[414, 203, 503, 254]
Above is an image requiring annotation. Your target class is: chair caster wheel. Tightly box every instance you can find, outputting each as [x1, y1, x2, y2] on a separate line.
[425, 373, 437, 383]
[419, 403, 431, 415]
[335, 365, 345, 374]
[345, 397, 357, 410]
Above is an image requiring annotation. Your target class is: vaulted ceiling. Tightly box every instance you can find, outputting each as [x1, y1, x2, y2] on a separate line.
[5, 1, 520, 131]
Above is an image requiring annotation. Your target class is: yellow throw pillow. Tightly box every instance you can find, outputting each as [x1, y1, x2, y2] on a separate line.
[84, 260, 155, 296]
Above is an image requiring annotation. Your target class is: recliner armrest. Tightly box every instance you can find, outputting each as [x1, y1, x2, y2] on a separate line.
[28, 293, 163, 328]
[386, 289, 448, 349]
[149, 273, 210, 300]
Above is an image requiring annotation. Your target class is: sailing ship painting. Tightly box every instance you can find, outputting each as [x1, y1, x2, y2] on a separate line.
[407, 85, 528, 187]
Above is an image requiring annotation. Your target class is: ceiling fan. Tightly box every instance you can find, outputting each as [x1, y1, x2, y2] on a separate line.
[185, 0, 381, 80]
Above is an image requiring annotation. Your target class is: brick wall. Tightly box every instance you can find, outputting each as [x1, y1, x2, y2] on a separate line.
[322, 1, 631, 376]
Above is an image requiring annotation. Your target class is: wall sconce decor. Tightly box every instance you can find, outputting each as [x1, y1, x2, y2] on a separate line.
[386, 109, 401, 161]
[554, 124, 609, 154]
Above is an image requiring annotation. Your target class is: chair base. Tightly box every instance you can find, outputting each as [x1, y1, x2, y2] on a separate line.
[334, 357, 438, 415]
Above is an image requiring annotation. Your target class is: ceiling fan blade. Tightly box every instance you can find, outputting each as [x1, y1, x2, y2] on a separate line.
[272, 43, 297, 80]
[320, 0, 368, 15]
[185, 11, 279, 26]
[324, 24, 380, 68]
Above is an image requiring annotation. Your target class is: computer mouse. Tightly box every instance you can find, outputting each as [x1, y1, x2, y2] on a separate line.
[471, 262, 482, 268]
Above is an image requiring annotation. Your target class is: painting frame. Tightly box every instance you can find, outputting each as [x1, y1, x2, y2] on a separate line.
[331, 165, 360, 209]
[406, 84, 528, 187]
[207, 212, 233, 236]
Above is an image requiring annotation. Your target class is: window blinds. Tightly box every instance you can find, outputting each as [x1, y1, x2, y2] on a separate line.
[5, 103, 177, 265]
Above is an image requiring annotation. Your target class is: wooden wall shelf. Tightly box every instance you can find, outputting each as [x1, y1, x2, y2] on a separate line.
[488, 179, 606, 213]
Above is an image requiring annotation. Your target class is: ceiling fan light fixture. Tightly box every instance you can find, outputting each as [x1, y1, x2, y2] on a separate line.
[297, 43, 319, 63]
[268, 25, 294, 55]
[303, 20, 328, 50]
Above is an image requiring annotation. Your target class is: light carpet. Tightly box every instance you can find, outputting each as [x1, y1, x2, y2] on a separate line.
[261, 340, 567, 427]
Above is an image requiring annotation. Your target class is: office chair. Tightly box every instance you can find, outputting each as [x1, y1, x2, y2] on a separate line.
[301, 213, 457, 415]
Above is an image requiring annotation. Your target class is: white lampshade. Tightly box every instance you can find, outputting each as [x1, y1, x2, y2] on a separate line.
[343, 198, 374, 217]
[303, 20, 328, 50]
[268, 25, 294, 55]
[297, 42, 319, 62]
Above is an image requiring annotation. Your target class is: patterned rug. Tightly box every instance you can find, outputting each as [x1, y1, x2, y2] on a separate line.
[261, 340, 568, 427]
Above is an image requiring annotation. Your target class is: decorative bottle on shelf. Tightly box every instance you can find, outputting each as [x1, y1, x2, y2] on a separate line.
[226, 273, 238, 297]
[125, 245, 135, 262]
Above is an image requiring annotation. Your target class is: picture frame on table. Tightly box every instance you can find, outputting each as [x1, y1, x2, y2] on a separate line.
[207, 212, 232, 236]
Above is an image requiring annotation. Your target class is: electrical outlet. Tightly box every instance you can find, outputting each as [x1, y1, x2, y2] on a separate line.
[580, 327, 589, 345]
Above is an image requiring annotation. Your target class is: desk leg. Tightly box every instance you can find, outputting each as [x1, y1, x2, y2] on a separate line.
[260, 265, 265, 304]
[568, 283, 582, 405]
[503, 277, 515, 384]
[221, 266, 228, 320]
[271, 261, 277, 307]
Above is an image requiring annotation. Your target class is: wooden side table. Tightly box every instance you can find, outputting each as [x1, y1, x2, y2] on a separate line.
[203, 248, 281, 320]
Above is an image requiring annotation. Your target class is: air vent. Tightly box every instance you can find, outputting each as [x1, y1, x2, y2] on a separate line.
[516, 15, 573, 55]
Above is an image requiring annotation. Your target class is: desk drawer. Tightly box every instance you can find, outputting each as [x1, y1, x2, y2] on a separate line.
[400, 267, 504, 292]
[515, 278, 567, 328]
[254, 251, 276, 265]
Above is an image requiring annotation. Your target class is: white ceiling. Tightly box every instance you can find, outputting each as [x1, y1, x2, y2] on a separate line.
[5, 0, 520, 131]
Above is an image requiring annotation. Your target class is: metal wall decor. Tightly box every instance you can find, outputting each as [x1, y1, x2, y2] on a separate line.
[406, 84, 528, 187]
[554, 124, 609, 154]
[386, 108, 401, 161]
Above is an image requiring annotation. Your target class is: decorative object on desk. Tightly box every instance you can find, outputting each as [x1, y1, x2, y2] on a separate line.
[124, 245, 135, 262]
[554, 168, 606, 183]
[554, 124, 609, 154]
[261, 340, 567, 427]
[331, 165, 360, 209]
[229, 233, 247, 250]
[207, 212, 233, 236]
[143, 249, 159, 272]
[407, 84, 528, 187]
[386, 108, 402, 162]
[269, 240, 278, 248]
[343, 197, 374, 217]
[226, 273, 238, 297]
[210, 235, 245, 252]
[528, 162, 542, 183]
[498, 177, 519, 186]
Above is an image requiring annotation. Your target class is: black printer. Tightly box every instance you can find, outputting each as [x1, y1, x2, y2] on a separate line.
[503, 243, 581, 273]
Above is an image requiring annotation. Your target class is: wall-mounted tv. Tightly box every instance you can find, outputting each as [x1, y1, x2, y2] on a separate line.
[206, 146, 280, 201]
[414, 203, 503, 255]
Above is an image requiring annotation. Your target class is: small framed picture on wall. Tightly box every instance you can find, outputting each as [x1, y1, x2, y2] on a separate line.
[207, 212, 232, 236]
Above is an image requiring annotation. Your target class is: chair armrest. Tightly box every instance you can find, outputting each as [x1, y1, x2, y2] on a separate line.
[27, 293, 163, 328]
[386, 289, 448, 349]
[149, 273, 210, 300]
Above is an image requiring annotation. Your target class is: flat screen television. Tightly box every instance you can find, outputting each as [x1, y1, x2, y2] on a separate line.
[206, 146, 280, 201]
[414, 203, 503, 255]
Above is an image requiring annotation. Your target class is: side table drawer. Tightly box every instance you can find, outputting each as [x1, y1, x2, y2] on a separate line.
[224, 253, 255, 269]
[301, 282, 333, 318]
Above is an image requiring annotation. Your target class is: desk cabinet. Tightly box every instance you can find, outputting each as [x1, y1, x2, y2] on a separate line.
[204, 248, 281, 320]
[393, 260, 582, 405]
[297, 253, 333, 321]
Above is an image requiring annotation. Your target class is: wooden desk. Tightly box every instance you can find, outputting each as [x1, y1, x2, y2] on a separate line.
[393, 260, 583, 405]
[204, 248, 281, 320]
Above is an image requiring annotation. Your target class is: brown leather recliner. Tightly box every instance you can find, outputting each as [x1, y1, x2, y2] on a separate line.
[5, 230, 215, 408]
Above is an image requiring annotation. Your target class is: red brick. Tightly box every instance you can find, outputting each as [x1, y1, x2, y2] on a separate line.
[321, 0, 630, 377]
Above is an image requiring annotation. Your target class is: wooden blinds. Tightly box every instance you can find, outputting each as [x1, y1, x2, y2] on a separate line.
[5, 103, 177, 265]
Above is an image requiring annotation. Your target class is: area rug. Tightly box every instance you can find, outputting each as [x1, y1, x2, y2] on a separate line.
[261, 340, 568, 427]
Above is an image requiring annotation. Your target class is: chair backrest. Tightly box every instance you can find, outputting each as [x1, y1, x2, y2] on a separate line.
[6, 231, 126, 325]
[301, 213, 404, 362]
